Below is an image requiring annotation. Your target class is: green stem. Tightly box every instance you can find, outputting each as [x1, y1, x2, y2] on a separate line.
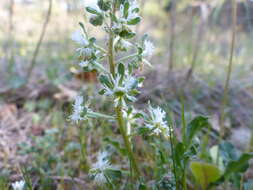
[115, 106, 140, 177]
[220, 0, 237, 138]
[87, 111, 115, 120]
[117, 53, 138, 63]
[108, 5, 116, 76]
[94, 44, 108, 54]
[168, 113, 179, 190]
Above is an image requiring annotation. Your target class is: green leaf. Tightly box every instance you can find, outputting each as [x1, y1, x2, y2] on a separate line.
[79, 22, 87, 34]
[86, 7, 100, 15]
[190, 161, 221, 189]
[186, 116, 209, 146]
[89, 15, 104, 26]
[127, 17, 141, 25]
[104, 168, 122, 180]
[99, 75, 112, 88]
[174, 142, 185, 169]
[219, 141, 239, 162]
[98, 0, 111, 11]
[123, 2, 130, 18]
[208, 153, 253, 189]
[119, 29, 135, 39]
[118, 63, 125, 76]
[223, 153, 253, 177]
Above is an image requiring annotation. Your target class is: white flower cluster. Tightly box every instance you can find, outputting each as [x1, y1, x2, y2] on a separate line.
[71, 30, 89, 46]
[143, 40, 155, 58]
[70, 96, 90, 123]
[101, 73, 142, 107]
[146, 104, 169, 136]
[89, 151, 113, 184]
[71, 30, 103, 71]
[11, 180, 25, 190]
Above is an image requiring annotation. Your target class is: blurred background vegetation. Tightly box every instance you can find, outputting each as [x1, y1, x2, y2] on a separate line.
[1, 0, 253, 189]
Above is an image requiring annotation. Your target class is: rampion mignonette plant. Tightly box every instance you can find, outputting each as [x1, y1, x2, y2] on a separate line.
[70, 0, 169, 186]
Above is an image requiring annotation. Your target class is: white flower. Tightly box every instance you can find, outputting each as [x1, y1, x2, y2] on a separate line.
[89, 151, 112, 184]
[76, 47, 93, 57]
[143, 40, 155, 58]
[71, 30, 88, 46]
[121, 39, 132, 49]
[11, 180, 25, 190]
[146, 104, 169, 136]
[70, 96, 85, 123]
[124, 75, 137, 90]
[79, 60, 89, 67]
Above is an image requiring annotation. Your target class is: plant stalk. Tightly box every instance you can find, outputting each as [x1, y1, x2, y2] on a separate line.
[108, 4, 116, 76]
[108, 2, 140, 178]
[26, 0, 53, 81]
[220, 0, 237, 137]
[116, 106, 140, 177]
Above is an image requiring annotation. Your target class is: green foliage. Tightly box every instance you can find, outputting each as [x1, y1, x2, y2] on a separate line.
[0, 177, 8, 190]
[185, 116, 209, 146]
[190, 161, 220, 189]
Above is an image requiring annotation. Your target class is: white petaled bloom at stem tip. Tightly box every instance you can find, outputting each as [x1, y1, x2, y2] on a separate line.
[146, 104, 170, 136]
[71, 30, 89, 46]
[70, 96, 90, 123]
[143, 40, 155, 59]
[11, 180, 25, 190]
[89, 151, 112, 184]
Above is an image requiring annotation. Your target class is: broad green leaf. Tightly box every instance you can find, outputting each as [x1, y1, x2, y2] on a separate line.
[208, 153, 253, 189]
[186, 116, 209, 146]
[190, 161, 221, 189]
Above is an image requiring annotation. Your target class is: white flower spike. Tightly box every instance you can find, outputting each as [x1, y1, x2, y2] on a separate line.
[146, 104, 169, 136]
[89, 151, 112, 184]
[143, 40, 155, 58]
[70, 96, 85, 123]
[71, 30, 88, 46]
[11, 180, 25, 190]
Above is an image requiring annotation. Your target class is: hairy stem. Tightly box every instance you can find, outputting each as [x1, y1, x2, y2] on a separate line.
[108, 4, 116, 76]
[115, 106, 140, 177]
[107, 2, 140, 178]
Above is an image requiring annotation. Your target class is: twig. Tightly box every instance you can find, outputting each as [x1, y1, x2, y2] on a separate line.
[26, 0, 53, 81]
[7, 0, 15, 73]
[220, 0, 237, 137]
[186, 2, 209, 80]
[168, 0, 176, 71]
